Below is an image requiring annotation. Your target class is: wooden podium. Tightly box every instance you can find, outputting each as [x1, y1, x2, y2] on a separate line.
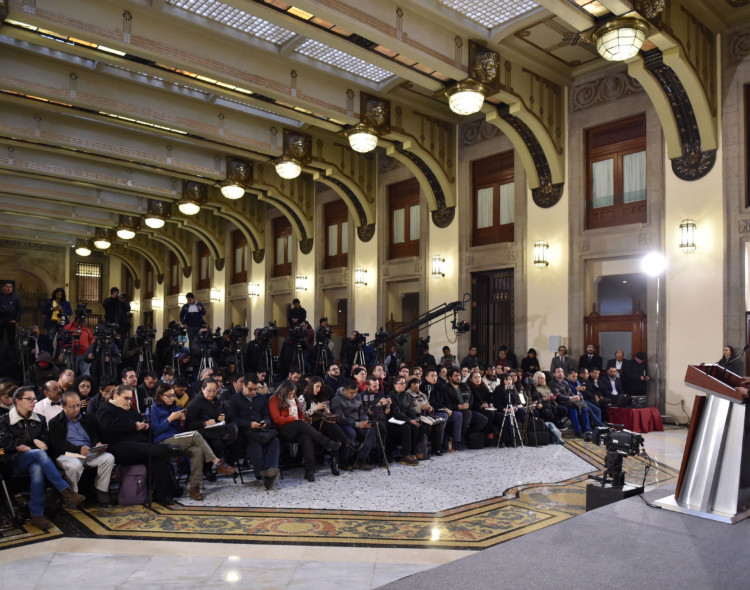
[655, 364, 750, 523]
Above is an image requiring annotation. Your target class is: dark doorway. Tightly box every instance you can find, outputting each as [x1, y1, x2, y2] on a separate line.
[471, 269, 514, 367]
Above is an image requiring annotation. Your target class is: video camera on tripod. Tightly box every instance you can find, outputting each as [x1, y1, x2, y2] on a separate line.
[354, 332, 369, 346]
[94, 322, 119, 345]
[591, 425, 644, 456]
[196, 328, 219, 351]
[229, 325, 249, 347]
[290, 324, 308, 344]
[415, 335, 430, 351]
[165, 321, 187, 350]
[257, 322, 278, 346]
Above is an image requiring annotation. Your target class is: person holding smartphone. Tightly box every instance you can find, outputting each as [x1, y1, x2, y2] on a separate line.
[147, 383, 235, 501]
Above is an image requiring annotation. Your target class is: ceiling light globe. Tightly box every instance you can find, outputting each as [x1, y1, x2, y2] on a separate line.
[220, 183, 245, 199]
[93, 238, 111, 250]
[594, 19, 648, 62]
[178, 200, 201, 215]
[75, 245, 91, 257]
[144, 216, 166, 229]
[446, 82, 485, 115]
[116, 228, 136, 240]
[275, 158, 301, 180]
[347, 125, 379, 153]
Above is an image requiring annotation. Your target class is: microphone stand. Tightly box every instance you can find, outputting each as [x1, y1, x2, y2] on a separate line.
[144, 398, 154, 509]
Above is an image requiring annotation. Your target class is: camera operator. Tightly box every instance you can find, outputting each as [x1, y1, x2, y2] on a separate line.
[121, 325, 155, 370]
[340, 331, 364, 376]
[102, 287, 128, 329]
[415, 339, 436, 371]
[179, 292, 206, 343]
[42, 288, 72, 361]
[287, 298, 306, 328]
[244, 328, 263, 372]
[61, 310, 94, 375]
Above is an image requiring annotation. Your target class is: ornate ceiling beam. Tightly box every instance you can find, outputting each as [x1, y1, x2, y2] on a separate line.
[207, 193, 266, 260]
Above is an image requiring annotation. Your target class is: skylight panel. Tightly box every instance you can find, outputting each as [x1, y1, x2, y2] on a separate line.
[437, 0, 539, 28]
[294, 39, 393, 83]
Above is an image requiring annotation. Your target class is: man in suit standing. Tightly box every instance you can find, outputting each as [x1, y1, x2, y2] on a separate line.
[578, 344, 603, 372]
[605, 350, 627, 378]
[550, 345, 573, 375]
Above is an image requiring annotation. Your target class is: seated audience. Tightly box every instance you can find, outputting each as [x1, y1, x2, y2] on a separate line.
[330, 379, 375, 471]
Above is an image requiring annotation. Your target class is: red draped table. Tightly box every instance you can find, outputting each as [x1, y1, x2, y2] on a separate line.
[607, 407, 664, 433]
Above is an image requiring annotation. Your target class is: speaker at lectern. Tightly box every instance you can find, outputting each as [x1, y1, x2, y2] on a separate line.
[655, 364, 750, 523]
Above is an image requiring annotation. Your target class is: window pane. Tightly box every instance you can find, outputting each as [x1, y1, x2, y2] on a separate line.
[476, 187, 493, 228]
[286, 235, 293, 262]
[341, 221, 348, 254]
[75, 262, 102, 303]
[623, 151, 646, 203]
[409, 205, 420, 241]
[234, 247, 243, 274]
[592, 159, 614, 208]
[393, 208, 405, 243]
[200, 257, 208, 280]
[276, 237, 285, 265]
[171, 265, 178, 287]
[499, 182, 514, 225]
[328, 224, 338, 257]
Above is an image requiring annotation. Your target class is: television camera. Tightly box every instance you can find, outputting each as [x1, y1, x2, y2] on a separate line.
[589, 425, 645, 489]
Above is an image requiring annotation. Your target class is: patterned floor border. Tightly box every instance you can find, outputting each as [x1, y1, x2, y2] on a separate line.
[0, 440, 679, 552]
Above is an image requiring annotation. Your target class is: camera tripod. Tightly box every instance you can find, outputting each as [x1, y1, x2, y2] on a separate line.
[15, 335, 31, 386]
[353, 343, 366, 367]
[136, 342, 154, 379]
[258, 344, 274, 385]
[312, 340, 331, 377]
[359, 420, 390, 476]
[521, 389, 543, 447]
[95, 341, 118, 383]
[497, 401, 524, 449]
[290, 340, 306, 374]
[199, 348, 214, 373]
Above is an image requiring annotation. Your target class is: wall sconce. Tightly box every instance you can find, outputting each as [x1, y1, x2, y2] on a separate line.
[151, 297, 163, 310]
[593, 18, 648, 61]
[431, 255, 445, 279]
[247, 282, 261, 298]
[178, 180, 207, 215]
[445, 41, 500, 116]
[679, 219, 696, 253]
[210, 288, 223, 302]
[144, 200, 171, 229]
[177, 293, 187, 305]
[116, 214, 141, 240]
[354, 267, 368, 287]
[275, 129, 311, 180]
[533, 240, 550, 268]
[295, 274, 308, 292]
[74, 238, 92, 257]
[220, 157, 252, 199]
[346, 93, 390, 153]
[129, 300, 140, 313]
[93, 228, 114, 250]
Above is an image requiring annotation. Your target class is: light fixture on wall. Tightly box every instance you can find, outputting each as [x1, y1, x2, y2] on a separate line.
[431, 255, 445, 279]
[247, 281, 261, 298]
[220, 156, 252, 199]
[275, 129, 311, 180]
[177, 293, 187, 305]
[93, 228, 114, 250]
[445, 41, 501, 116]
[151, 297, 163, 310]
[144, 200, 170, 229]
[116, 214, 141, 240]
[346, 93, 390, 153]
[295, 274, 308, 292]
[178, 180, 207, 215]
[129, 300, 140, 313]
[354, 267, 368, 287]
[679, 219, 696, 253]
[210, 288, 223, 302]
[533, 240, 550, 268]
[74, 238, 92, 257]
[593, 18, 648, 62]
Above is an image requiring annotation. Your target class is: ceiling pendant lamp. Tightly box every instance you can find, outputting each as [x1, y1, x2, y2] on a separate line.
[445, 42, 500, 116]
[144, 200, 170, 229]
[220, 156, 252, 199]
[93, 228, 114, 250]
[275, 129, 310, 180]
[178, 180, 207, 215]
[593, 18, 648, 62]
[116, 214, 140, 240]
[74, 238, 92, 257]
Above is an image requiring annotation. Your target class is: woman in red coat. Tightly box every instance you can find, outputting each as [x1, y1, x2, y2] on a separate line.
[269, 380, 341, 482]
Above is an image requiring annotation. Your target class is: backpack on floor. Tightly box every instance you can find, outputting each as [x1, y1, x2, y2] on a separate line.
[524, 428, 550, 446]
[118, 464, 148, 506]
[467, 431, 486, 449]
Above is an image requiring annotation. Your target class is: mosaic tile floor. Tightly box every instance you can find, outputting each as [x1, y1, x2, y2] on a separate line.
[0, 435, 680, 552]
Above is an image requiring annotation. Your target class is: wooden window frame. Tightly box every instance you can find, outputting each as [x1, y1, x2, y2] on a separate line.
[273, 216, 293, 277]
[231, 230, 248, 284]
[143, 261, 154, 299]
[586, 114, 647, 230]
[324, 200, 349, 269]
[197, 242, 211, 290]
[472, 151, 515, 246]
[168, 252, 180, 296]
[388, 178, 420, 260]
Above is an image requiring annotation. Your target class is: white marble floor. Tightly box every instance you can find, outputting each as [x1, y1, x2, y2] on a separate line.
[0, 428, 687, 590]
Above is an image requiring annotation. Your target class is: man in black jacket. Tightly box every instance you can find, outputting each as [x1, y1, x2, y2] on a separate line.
[226, 373, 280, 489]
[95, 385, 180, 504]
[601, 366, 630, 407]
[49, 391, 114, 504]
[0, 386, 85, 529]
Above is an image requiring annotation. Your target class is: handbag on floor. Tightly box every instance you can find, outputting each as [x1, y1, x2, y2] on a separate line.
[118, 464, 148, 506]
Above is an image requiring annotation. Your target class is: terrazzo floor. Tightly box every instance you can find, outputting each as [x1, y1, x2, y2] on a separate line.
[0, 429, 687, 590]
[180, 443, 595, 511]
